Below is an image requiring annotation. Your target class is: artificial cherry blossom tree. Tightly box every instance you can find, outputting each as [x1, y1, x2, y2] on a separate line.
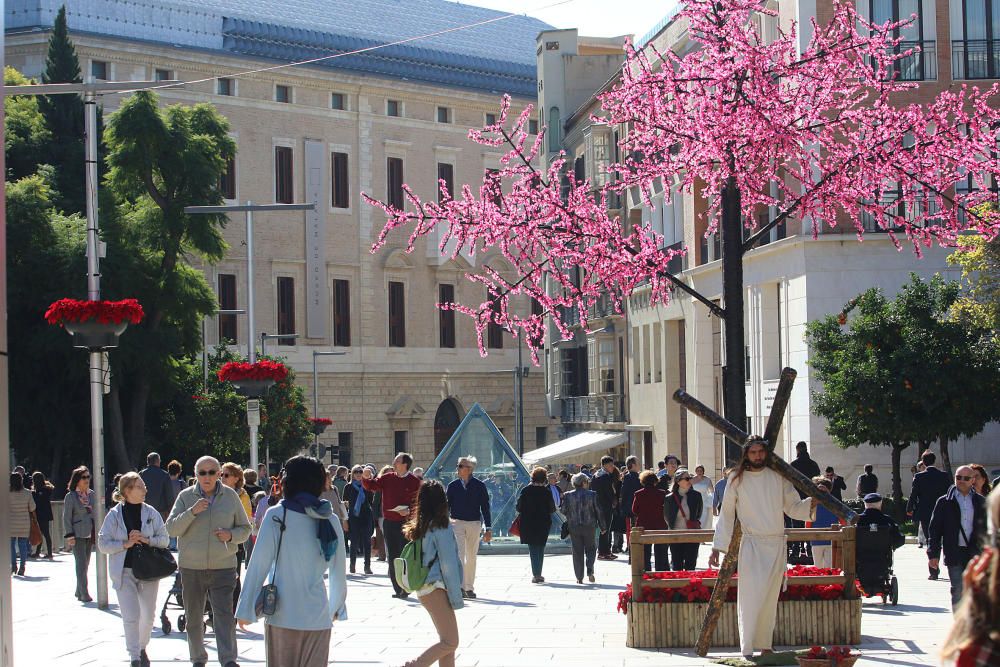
[366, 0, 1000, 444]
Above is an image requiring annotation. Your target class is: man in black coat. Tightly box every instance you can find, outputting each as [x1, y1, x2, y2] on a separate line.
[139, 451, 175, 519]
[591, 455, 619, 560]
[907, 450, 953, 579]
[927, 466, 988, 608]
[856, 464, 879, 497]
[619, 456, 642, 559]
[790, 442, 821, 494]
[825, 466, 848, 501]
[857, 493, 905, 549]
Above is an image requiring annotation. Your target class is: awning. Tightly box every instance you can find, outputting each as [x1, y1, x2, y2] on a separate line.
[522, 430, 627, 465]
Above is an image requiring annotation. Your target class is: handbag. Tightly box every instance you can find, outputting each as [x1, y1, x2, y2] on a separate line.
[131, 544, 177, 581]
[254, 507, 287, 618]
[28, 511, 42, 548]
[509, 515, 521, 538]
[674, 494, 701, 530]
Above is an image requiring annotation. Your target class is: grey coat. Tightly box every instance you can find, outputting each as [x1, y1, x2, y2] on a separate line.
[63, 489, 97, 539]
[560, 488, 606, 532]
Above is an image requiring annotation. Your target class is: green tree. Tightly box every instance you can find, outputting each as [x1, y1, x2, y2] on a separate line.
[948, 224, 1000, 331]
[36, 5, 86, 214]
[101, 90, 235, 471]
[806, 274, 1000, 507]
[4, 68, 51, 180]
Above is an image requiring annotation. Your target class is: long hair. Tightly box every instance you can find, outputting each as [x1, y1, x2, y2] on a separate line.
[403, 480, 449, 542]
[67, 466, 90, 492]
[970, 464, 993, 495]
[10, 473, 23, 492]
[32, 472, 54, 491]
[942, 486, 1000, 661]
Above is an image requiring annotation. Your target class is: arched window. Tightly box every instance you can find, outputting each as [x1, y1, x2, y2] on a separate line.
[548, 106, 561, 152]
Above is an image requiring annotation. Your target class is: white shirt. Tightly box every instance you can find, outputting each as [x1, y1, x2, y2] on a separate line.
[956, 490, 974, 547]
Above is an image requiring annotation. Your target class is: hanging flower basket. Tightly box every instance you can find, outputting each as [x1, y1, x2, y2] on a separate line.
[309, 417, 332, 435]
[217, 360, 288, 398]
[44, 298, 145, 350]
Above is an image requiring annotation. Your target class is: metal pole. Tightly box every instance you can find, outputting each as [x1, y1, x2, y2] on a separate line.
[246, 203, 258, 472]
[84, 83, 109, 609]
[202, 318, 208, 391]
[313, 352, 319, 452]
[517, 338, 525, 456]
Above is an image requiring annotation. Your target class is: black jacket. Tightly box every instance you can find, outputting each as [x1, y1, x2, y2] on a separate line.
[791, 455, 821, 497]
[343, 482, 374, 523]
[856, 473, 879, 496]
[907, 466, 952, 524]
[139, 465, 175, 515]
[927, 487, 987, 567]
[664, 489, 703, 529]
[516, 484, 556, 546]
[590, 469, 618, 511]
[856, 507, 905, 551]
[655, 473, 672, 493]
[620, 471, 641, 519]
[827, 475, 847, 501]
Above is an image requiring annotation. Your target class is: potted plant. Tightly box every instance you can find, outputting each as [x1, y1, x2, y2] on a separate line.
[44, 298, 145, 350]
[309, 417, 332, 436]
[217, 360, 289, 397]
[797, 646, 858, 667]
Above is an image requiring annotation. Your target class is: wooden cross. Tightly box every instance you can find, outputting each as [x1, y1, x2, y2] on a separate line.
[671, 367, 858, 657]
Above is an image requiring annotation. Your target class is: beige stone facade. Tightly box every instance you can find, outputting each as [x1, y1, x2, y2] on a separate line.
[6, 30, 556, 467]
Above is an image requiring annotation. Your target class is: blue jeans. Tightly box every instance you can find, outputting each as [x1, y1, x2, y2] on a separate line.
[528, 543, 545, 576]
[10, 537, 29, 571]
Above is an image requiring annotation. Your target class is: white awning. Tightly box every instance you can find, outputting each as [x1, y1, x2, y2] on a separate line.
[522, 430, 627, 465]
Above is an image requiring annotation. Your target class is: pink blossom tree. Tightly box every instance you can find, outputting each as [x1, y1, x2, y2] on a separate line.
[365, 0, 1000, 449]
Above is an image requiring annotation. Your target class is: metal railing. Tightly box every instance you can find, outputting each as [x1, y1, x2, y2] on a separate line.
[561, 393, 626, 423]
[952, 39, 1000, 80]
[892, 40, 937, 81]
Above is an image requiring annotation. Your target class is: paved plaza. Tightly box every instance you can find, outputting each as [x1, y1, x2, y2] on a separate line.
[12, 542, 947, 666]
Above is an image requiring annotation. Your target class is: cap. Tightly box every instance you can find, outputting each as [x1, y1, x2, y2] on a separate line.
[863, 493, 882, 503]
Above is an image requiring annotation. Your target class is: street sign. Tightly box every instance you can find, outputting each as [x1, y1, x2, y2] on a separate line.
[246, 399, 260, 427]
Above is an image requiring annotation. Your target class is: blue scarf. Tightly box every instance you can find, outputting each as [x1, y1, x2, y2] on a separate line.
[351, 480, 366, 516]
[282, 492, 338, 561]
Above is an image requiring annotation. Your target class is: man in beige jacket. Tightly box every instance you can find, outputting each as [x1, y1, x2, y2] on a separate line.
[167, 456, 251, 667]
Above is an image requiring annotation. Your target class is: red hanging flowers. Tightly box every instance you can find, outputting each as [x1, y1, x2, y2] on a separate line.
[217, 360, 288, 383]
[44, 298, 145, 326]
[309, 418, 333, 426]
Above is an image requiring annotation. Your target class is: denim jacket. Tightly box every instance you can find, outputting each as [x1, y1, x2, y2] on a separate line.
[97, 502, 169, 589]
[422, 526, 464, 610]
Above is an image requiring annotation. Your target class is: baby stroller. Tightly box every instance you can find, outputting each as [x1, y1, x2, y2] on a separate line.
[159, 572, 213, 635]
[855, 523, 901, 605]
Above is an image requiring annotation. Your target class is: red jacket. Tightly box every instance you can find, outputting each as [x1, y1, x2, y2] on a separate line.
[631, 487, 667, 530]
[362, 472, 421, 522]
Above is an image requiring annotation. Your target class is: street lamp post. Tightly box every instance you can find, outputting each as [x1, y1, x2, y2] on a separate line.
[490, 343, 530, 457]
[259, 332, 299, 359]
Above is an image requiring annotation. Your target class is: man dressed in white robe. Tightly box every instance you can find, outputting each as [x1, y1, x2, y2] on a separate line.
[708, 440, 816, 658]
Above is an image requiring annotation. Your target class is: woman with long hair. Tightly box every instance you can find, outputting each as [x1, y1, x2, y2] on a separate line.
[97, 473, 169, 667]
[401, 480, 464, 667]
[970, 464, 992, 497]
[30, 471, 55, 559]
[516, 467, 557, 583]
[8, 473, 35, 575]
[942, 486, 1000, 666]
[63, 465, 97, 601]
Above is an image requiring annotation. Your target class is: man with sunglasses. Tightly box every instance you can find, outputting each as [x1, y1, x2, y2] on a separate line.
[927, 465, 988, 609]
[166, 456, 252, 667]
[446, 456, 492, 599]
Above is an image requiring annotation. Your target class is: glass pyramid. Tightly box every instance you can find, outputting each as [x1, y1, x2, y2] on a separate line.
[424, 403, 535, 539]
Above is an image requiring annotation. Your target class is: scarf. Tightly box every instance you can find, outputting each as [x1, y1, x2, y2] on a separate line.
[351, 480, 366, 516]
[76, 489, 91, 507]
[283, 492, 338, 561]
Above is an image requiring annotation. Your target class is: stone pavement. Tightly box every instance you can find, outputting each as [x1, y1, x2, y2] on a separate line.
[11, 542, 948, 666]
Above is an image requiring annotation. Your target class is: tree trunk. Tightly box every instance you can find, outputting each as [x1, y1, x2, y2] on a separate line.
[126, 377, 152, 467]
[938, 435, 952, 475]
[720, 175, 745, 466]
[106, 383, 131, 473]
[890, 441, 904, 506]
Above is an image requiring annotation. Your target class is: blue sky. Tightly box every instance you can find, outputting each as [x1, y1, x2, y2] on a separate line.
[459, 0, 678, 39]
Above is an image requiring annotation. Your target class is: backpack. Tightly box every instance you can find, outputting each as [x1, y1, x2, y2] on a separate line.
[394, 537, 438, 593]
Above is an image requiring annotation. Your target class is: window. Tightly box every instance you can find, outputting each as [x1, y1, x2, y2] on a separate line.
[548, 107, 561, 151]
[275, 85, 291, 103]
[487, 297, 504, 349]
[333, 279, 351, 346]
[387, 99, 401, 117]
[331, 152, 349, 209]
[275, 146, 293, 204]
[529, 119, 539, 135]
[535, 427, 547, 449]
[439, 284, 456, 348]
[388, 281, 406, 347]
[387, 157, 404, 209]
[652, 322, 662, 383]
[277, 276, 295, 344]
[330, 92, 345, 110]
[220, 156, 236, 200]
[437, 106, 452, 123]
[337, 432, 353, 467]
[91, 60, 108, 80]
[218, 274, 238, 343]
[217, 78, 234, 96]
[869, 0, 935, 80]
[485, 112, 497, 126]
[394, 430, 408, 454]
[154, 68, 172, 81]
[952, 0, 1000, 79]
[437, 162, 454, 203]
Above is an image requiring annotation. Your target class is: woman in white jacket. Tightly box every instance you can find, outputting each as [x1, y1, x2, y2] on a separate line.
[98, 472, 169, 667]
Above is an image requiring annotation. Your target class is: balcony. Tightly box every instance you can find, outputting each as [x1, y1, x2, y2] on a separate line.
[952, 39, 1000, 80]
[891, 40, 937, 81]
[561, 394, 626, 424]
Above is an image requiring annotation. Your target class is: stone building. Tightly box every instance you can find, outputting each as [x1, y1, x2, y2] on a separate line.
[6, 0, 557, 467]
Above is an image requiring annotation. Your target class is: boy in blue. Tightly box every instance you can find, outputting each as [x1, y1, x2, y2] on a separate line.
[810, 477, 839, 568]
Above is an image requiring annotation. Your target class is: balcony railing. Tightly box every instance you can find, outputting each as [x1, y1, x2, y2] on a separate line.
[953, 39, 1000, 80]
[891, 40, 937, 81]
[561, 394, 626, 424]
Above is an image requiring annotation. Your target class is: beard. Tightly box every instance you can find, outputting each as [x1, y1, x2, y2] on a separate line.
[747, 460, 766, 470]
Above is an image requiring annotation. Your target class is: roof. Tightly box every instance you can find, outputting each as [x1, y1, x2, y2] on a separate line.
[6, 0, 550, 96]
[521, 430, 626, 465]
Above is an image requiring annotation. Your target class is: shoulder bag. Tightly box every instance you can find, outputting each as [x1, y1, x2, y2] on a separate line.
[674, 494, 701, 530]
[254, 507, 287, 618]
[132, 543, 177, 580]
[28, 511, 42, 548]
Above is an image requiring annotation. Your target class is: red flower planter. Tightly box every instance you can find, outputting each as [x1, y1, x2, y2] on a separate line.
[309, 417, 332, 435]
[45, 298, 145, 349]
[218, 361, 288, 397]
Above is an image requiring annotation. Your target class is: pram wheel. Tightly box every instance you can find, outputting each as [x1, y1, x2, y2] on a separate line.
[161, 617, 172, 635]
[889, 576, 899, 606]
[178, 615, 186, 632]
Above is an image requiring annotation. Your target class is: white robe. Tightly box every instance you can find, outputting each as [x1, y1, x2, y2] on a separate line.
[713, 467, 814, 656]
[692, 477, 714, 529]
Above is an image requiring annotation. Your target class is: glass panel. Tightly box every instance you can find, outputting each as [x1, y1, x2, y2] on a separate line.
[966, 0, 988, 40]
[871, 0, 894, 25]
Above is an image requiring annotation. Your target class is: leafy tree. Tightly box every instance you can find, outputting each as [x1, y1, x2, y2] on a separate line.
[948, 217, 1000, 331]
[4, 67, 51, 180]
[806, 274, 1000, 505]
[37, 5, 86, 214]
[101, 91, 236, 471]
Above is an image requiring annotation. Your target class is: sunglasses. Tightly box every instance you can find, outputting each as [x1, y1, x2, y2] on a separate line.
[220, 472, 233, 478]
[198, 469, 219, 477]
[80, 475, 91, 480]
[955, 475, 974, 482]
[676, 477, 692, 482]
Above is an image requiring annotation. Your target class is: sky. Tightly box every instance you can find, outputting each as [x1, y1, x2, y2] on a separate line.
[458, 0, 679, 40]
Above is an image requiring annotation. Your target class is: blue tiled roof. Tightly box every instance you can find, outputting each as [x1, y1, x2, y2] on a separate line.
[6, 0, 548, 96]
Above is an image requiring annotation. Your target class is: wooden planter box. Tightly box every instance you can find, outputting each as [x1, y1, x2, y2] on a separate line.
[626, 598, 861, 648]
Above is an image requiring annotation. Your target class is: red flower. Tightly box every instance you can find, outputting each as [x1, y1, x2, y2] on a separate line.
[44, 298, 145, 326]
[310, 417, 333, 426]
[217, 360, 289, 383]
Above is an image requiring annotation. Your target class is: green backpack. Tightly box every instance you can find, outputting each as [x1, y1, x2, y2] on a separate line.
[394, 537, 438, 593]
